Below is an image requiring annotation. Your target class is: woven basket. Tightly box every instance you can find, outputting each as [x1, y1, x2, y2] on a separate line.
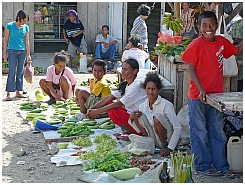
[2, 68, 9, 74]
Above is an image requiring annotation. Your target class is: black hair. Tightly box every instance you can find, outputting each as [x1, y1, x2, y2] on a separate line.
[128, 34, 142, 48]
[15, 10, 29, 22]
[102, 25, 109, 31]
[117, 58, 139, 96]
[198, 11, 217, 25]
[137, 4, 151, 16]
[141, 71, 162, 90]
[53, 50, 69, 64]
[92, 59, 107, 72]
[2, 26, 5, 32]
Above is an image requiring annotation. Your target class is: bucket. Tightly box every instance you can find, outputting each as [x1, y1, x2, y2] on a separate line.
[227, 136, 243, 172]
[79, 53, 88, 73]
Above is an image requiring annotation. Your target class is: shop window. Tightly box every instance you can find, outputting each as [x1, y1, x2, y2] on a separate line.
[34, 2, 77, 41]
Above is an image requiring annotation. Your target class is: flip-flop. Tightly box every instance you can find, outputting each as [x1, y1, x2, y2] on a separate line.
[15, 94, 27, 98]
[223, 170, 239, 179]
[4, 97, 12, 101]
[195, 169, 223, 176]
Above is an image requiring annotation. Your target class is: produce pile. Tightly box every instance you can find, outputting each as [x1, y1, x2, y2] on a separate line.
[154, 36, 193, 58]
[162, 13, 184, 32]
[18, 90, 194, 182]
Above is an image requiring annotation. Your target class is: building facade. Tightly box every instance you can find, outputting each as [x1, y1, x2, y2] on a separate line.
[2, 2, 165, 54]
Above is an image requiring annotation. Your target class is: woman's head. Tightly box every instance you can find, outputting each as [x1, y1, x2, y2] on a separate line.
[122, 58, 139, 80]
[66, 9, 80, 24]
[15, 10, 29, 24]
[182, 2, 190, 10]
[142, 71, 162, 101]
[128, 34, 142, 48]
[52, 50, 69, 73]
[137, 4, 151, 17]
[118, 58, 139, 95]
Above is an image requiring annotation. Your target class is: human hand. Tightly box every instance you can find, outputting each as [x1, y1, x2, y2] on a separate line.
[130, 110, 142, 120]
[26, 56, 32, 64]
[86, 109, 98, 120]
[65, 38, 70, 44]
[3, 54, 8, 62]
[104, 43, 109, 48]
[160, 147, 172, 157]
[198, 88, 207, 104]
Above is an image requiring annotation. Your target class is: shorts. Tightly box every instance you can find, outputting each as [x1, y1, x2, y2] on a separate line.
[84, 94, 100, 110]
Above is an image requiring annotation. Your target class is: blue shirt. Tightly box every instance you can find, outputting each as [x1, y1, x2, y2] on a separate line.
[63, 19, 84, 47]
[6, 21, 29, 50]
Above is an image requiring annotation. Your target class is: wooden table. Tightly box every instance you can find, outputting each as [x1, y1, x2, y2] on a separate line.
[206, 92, 243, 112]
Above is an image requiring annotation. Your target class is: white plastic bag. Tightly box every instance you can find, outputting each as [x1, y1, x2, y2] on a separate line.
[216, 16, 238, 77]
[122, 134, 155, 155]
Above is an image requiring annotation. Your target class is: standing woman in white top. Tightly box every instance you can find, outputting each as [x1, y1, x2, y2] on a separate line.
[129, 71, 187, 157]
[130, 4, 151, 53]
[181, 2, 195, 38]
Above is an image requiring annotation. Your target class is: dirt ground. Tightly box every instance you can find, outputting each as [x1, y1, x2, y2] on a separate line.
[1, 55, 243, 183]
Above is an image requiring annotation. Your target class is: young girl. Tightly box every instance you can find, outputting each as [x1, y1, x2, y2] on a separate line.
[3, 10, 32, 101]
[86, 58, 147, 134]
[39, 50, 77, 105]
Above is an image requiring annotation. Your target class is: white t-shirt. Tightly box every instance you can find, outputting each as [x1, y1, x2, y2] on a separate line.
[121, 48, 148, 69]
[95, 34, 116, 53]
[139, 95, 182, 150]
[112, 79, 146, 114]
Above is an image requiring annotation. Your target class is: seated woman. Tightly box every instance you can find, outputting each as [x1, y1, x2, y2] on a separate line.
[86, 58, 147, 134]
[129, 71, 189, 156]
[39, 50, 77, 105]
[116, 34, 151, 82]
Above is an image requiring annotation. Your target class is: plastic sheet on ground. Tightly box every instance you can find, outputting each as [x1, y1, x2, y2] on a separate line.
[76, 162, 163, 183]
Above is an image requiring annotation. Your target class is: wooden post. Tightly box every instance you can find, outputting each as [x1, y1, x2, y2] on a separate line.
[174, 2, 181, 36]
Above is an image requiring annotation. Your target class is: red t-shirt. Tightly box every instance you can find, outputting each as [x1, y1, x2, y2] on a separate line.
[180, 35, 238, 99]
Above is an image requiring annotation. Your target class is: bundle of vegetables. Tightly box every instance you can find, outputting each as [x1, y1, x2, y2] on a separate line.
[154, 42, 186, 57]
[2, 61, 8, 68]
[33, 66, 46, 74]
[58, 124, 94, 137]
[71, 137, 93, 147]
[170, 150, 194, 183]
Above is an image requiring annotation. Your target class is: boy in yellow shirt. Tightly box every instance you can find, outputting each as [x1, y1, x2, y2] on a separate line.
[75, 59, 111, 115]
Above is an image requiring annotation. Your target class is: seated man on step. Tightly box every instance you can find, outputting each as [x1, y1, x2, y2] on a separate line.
[95, 25, 117, 64]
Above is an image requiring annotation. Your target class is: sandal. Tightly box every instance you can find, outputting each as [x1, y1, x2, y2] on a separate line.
[195, 169, 223, 176]
[4, 96, 12, 101]
[15, 94, 27, 98]
[223, 170, 239, 179]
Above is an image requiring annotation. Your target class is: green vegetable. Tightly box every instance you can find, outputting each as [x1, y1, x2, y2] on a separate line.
[57, 143, 69, 149]
[71, 137, 92, 147]
[26, 112, 47, 118]
[97, 118, 111, 126]
[107, 167, 142, 180]
[2, 62, 8, 68]
[81, 119, 97, 126]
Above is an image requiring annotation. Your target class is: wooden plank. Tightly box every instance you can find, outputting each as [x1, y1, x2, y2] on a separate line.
[206, 92, 243, 112]
[176, 71, 184, 114]
[230, 76, 238, 92]
[45, 135, 86, 144]
[223, 77, 231, 92]
[182, 70, 190, 108]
